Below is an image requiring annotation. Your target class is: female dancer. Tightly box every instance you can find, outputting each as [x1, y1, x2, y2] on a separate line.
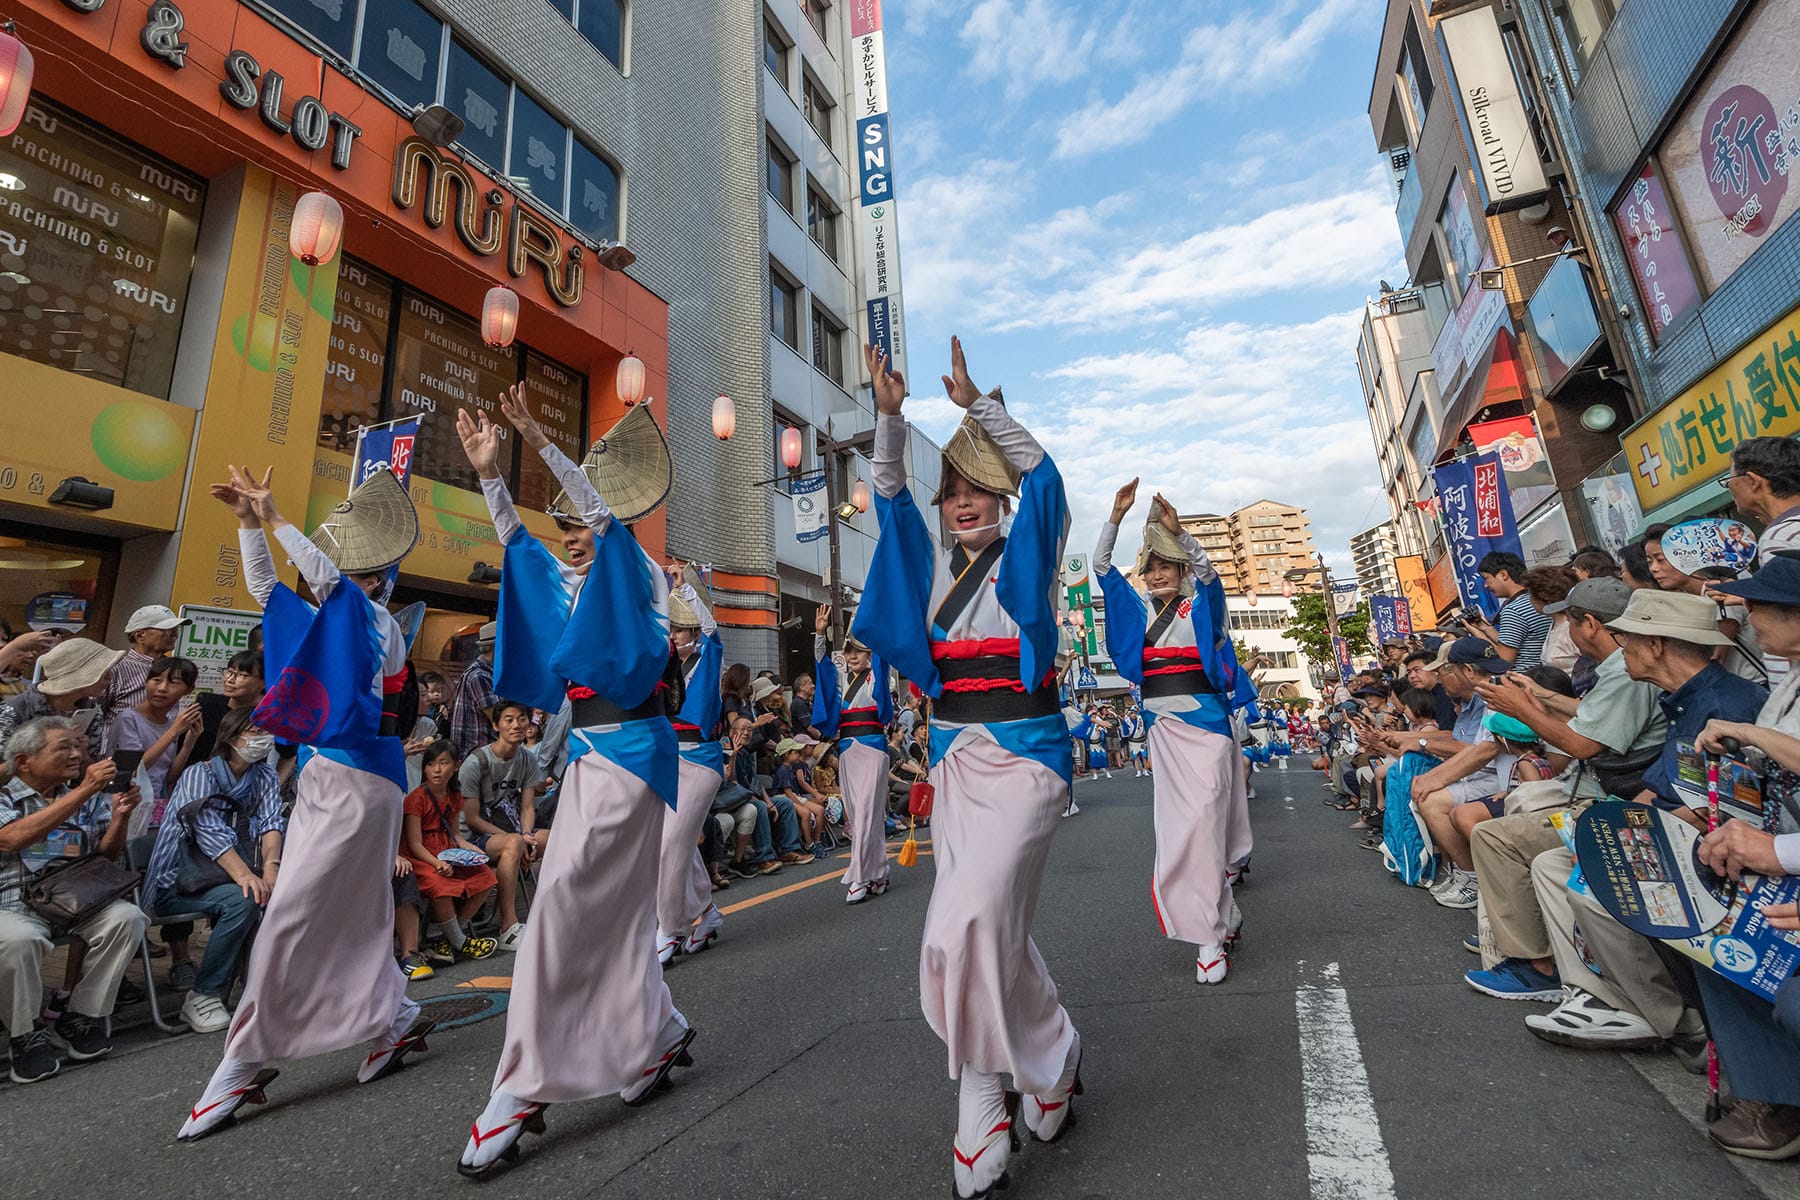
[454, 387, 693, 1178]
[657, 569, 727, 961]
[852, 338, 1081, 1199]
[178, 465, 435, 1140]
[811, 602, 893, 905]
[1095, 481, 1255, 984]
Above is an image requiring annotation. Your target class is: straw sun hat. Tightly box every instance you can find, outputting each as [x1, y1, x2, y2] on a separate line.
[667, 563, 710, 630]
[931, 387, 1020, 504]
[309, 467, 420, 573]
[1135, 505, 1195, 597]
[549, 403, 673, 525]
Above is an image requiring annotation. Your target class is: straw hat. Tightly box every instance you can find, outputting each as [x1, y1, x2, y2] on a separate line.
[931, 388, 1020, 503]
[1605, 590, 1732, 646]
[549, 404, 673, 525]
[1135, 507, 1194, 597]
[35, 638, 125, 697]
[667, 564, 709, 630]
[309, 467, 419, 573]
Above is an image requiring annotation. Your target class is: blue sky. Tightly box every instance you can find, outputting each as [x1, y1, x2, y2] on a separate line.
[882, 0, 1404, 576]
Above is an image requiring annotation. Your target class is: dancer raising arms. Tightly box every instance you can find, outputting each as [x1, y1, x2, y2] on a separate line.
[657, 566, 727, 962]
[179, 465, 435, 1140]
[454, 386, 693, 1178]
[1095, 481, 1256, 984]
[811, 601, 894, 905]
[852, 338, 1081, 1200]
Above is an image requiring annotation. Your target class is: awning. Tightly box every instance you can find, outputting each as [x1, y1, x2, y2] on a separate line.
[1434, 326, 1526, 462]
[1632, 487, 1731, 540]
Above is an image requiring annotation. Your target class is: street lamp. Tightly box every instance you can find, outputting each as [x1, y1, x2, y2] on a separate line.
[289, 191, 345, 266]
[753, 419, 878, 650]
[850, 478, 871, 513]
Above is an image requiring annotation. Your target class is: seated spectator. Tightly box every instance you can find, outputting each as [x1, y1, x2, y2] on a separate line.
[1570, 548, 1619, 581]
[459, 700, 547, 951]
[142, 706, 283, 1033]
[790, 672, 820, 739]
[1466, 551, 1553, 668]
[749, 679, 790, 776]
[716, 716, 782, 877]
[418, 670, 450, 736]
[191, 649, 265, 763]
[1405, 638, 1514, 907]
[1523, 566, 1583, 679]
[1, 717, 146, 1082]
[772, 738, 829, 860]
[404, 740, 499, 968]
[110, 655, 203, 825]
[1620, 542, 1659, 592]
[0, 637, 122, 765]
[102, 605, 188, 717]
[1466, 586, 1764, 1008]
[1643, 523, 1765, 682]
[392, 855, 427, 981]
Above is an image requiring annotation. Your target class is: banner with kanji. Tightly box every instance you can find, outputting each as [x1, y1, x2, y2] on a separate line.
[1370, 596, 1412, 645]
[1433, 452, 1523, 619]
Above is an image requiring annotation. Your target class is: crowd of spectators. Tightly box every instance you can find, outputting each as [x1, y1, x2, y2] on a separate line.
[1308, 435, 1800, 1162]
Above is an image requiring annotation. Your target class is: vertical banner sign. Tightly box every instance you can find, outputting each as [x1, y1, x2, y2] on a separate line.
[1433, 452, 1524, 618]
[849, 1, 907, 383]
[1370, 597, 1400, 645]
[1435, 6, 1551, 214]
[1331, 580, 1361, 617]
[1333, 636, 1353, 681]
[1395, 553, 1435, 629]
[1064, 553, 1096, 656]
[352, 418, 420, 587]
[792, 474, 829, 543]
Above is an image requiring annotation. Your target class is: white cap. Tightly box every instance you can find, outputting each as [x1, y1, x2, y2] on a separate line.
[125, 605, 188, 634]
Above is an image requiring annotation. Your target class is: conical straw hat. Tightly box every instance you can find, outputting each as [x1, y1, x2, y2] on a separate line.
[309, 467, 419, 573]
[549, 404, 673, 525]
[931, 388, 1020, 503]
[668, 563, 709, 629]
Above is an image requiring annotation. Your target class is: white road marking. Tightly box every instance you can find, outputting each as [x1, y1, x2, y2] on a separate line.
[1296, 961, 1397, 1200]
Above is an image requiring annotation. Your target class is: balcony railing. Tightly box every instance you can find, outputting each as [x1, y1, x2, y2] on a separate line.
[1394, 155, 1423, 240]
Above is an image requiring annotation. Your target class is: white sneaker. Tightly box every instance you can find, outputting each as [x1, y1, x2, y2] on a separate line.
[953, 1068, 1017, 1198]
[498, 922, 526, 951]
[181, 992, 231, 1034]
[1525, 987, 1663, 1049]
[1104, 770, 1114, 779]
[846, 882, 871, 905]
[1196, 943, 1229, 984]
[656, 929, 680, 966]
[1434, 870, 1479, 910]
[1061, 800, 1081, 818]
[683, 905, 723, 955]
[1428, 869, 1458, 898]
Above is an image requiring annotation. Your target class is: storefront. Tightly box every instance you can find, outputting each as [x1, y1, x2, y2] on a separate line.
[1, 0, 673, 651]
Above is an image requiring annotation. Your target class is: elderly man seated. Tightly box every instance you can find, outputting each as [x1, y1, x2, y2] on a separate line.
[1, 717, 148, 1084]
[1465, 588, 1763, 1018]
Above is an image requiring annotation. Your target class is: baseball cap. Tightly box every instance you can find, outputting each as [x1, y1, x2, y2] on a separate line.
[775, 737, 802, 756]
[1427, 636, 1510, 674]
[1543, 576, 1630, 621]
[1710, 553, 1800, 607]
[125, 604, 188, 634]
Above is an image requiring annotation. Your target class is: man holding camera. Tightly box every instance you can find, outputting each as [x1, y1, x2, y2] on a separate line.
[1461, 552, 1552, 670]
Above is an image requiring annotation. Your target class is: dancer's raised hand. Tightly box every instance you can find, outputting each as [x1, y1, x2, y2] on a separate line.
[941, 335, 982, 409]
[497, 382, 550, 450]
[456, 407, 505, 479]
[864, 343, 907, 415]
[1110, 478, 1139, 524]
[1152, 492, 1183, 536]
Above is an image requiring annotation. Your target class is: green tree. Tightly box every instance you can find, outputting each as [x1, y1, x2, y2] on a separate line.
[1281, 593, 1373, 668]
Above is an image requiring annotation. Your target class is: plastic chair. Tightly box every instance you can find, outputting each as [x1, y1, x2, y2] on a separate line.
[126, 835, 212, 1034]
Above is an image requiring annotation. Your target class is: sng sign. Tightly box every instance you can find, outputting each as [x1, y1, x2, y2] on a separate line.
[858, 114, 893, 204]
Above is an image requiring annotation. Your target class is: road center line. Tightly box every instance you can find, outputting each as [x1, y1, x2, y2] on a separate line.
[1296, 962, 1398, 1200]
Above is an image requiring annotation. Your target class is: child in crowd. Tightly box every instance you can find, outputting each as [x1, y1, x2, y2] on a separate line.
[459, 699, 546, 950]
[111, 655, 203, 824]
[772, 738, 829, 859]
[393, 855, 430, 981]
[404, 740, 500, 967]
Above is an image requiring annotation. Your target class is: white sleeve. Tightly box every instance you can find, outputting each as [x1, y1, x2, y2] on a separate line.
[1775, 831, 1800, 876]
[1094, 522, 1120, 576]
[1178, 529, 1219, 585]
[238, 528, 280, 609]
[541, 441, 612, 534]
[873, 413, 909, 499]
[677, 583, 717, 636]
[479, 476, 526, 547]
[272, 523, 341, 601]
[967, 392, 1044, 473]
[814, 633, 830, 661]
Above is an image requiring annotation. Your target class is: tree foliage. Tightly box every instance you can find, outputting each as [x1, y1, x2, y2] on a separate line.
[1281, 593, 1373, 669]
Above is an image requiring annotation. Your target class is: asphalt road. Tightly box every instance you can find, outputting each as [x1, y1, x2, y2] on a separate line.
[8, 763, 1798, 1200]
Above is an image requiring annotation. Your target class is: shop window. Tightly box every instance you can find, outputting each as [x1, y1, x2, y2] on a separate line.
[358, 0, 444, 111]
[509, 91, 568, 210]
[806, 184, 839, 260]
[802, 76, 835, 149]
[811, 304, 844, 384]
[0, 100, 204, 401]
[569, 140, 620, 244]
[770, 268, 800, 350]
[515, 351, 589, 514]
[259, 0, 357, 58]
[445, 40, 511, 171]
[765, 16, 790, 85]
[390, 290, 520, 494]
[767, 135, 795, 212]
[0, 530, 117, 645]
[318, 257, 394, 453]
[574, 0, 626, 70]
[1548, 0, 1616, 79]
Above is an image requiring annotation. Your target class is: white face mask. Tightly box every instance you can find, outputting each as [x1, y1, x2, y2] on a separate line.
[237, 735, 276, 762]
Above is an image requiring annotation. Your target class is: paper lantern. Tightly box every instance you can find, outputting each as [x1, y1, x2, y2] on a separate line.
[481, 285, 519, 348]
[780, 425, 803, 471]
[850, 478, 871, 513]
[0, 26, 34, 138]
[289, 192, 345, 267]
[711, 394, 736, 441]
[616, 352, 646, 407]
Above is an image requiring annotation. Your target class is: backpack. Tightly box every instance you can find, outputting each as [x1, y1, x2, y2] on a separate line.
[1381, 751, 1441, 887]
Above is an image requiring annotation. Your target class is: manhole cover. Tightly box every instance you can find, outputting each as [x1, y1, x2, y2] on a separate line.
[415, 989, 510, 1031]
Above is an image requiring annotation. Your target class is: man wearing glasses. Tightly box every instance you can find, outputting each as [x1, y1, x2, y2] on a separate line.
[1722, 437, 1800, 556]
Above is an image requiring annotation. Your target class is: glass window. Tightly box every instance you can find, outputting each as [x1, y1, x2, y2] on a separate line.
[811, 305, 843, 384]
[262, 0, 357, 58]
[0, 99, 205, 400]
[445, 41, 510, 170]
[509, 91, 567, 210]
[1548, 0, 1616, 78]
[389, 291, 519, 494]
[515, 351, 588, 514]
[766, 136, 793, 210]
[770, 269, 799, 349]
[318, 257, 394, 452]
[0, 531, 114, 642]
[802, 0, 829, 42]
[576, 0, 625, 69]
[764, 17, 788, 84]
[358, 0, 443, 110]
[802, 76, 834, 148]
[806, 185, 838, 259]
[569, 141, 620, 243]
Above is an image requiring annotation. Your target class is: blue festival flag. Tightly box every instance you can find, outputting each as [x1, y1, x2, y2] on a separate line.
[1371, 596, 1410, 645]
[1431, 453, 1524, 619]
[253, 582, 383, 748]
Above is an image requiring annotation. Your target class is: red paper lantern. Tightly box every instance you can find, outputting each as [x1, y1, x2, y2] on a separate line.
[780, 426, 803, 471]
[0, 26, 34, 138]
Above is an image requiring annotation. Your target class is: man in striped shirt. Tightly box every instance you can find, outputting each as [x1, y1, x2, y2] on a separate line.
[101, 605, 189, 718]
[1470, 552, 1551, 670]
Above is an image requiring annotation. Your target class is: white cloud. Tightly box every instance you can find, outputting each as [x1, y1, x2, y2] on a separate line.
[960, 0, 1100, 100]
[1053, 0, 1375, 159]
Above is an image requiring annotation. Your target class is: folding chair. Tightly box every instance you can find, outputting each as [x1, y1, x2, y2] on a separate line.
[126, 835, 212, 1034]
